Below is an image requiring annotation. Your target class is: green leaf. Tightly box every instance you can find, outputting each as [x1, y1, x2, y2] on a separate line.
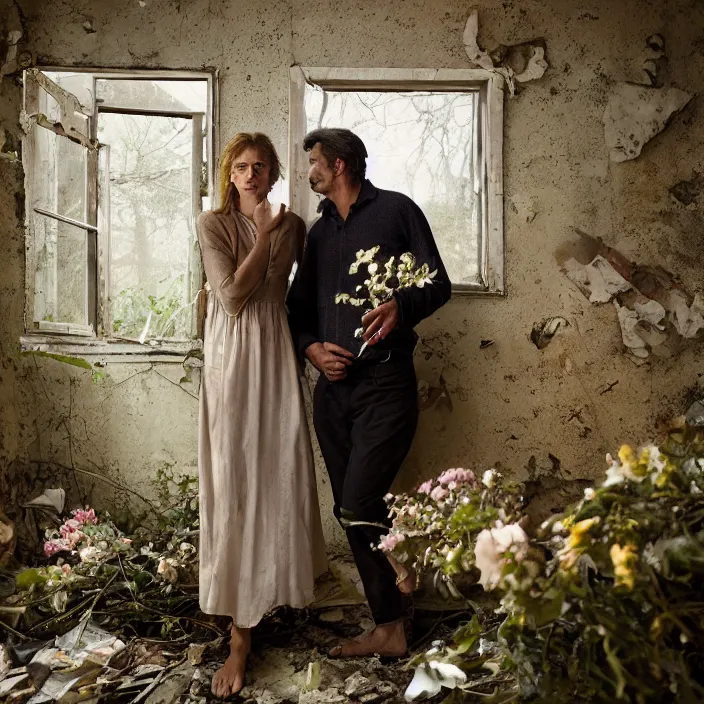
[16, 567, 50, 590]
[603, 636, 627, 699]
[22, 351, 93, 370]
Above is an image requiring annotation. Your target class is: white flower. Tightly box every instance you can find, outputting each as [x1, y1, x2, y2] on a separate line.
[157, 558, 178, 583]
[603, 465, 625, 487]
[643, 445, 666, 475]
[482, 469, 497, 489]
[78, 546, 101, 563]
[584, 488, 595, 501]
[404, 662, 467, 701]
[474, 523, 529, 591]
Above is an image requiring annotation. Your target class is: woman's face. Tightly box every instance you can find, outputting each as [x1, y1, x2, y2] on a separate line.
[230, 147, 272, 201]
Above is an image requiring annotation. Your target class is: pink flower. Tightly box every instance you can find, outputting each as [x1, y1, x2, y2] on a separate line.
[417, 480, 433, 494]
[120, 537, 132, 545]
[61, 564, 72, 575]
[438, 468, 476, 486]
[474, 523, 529, 591]
[60, 519, 81, 537]
[430, 486, 449, 502]
[379, 532, 406, 551]
[44, 539, 71, 557]
[72, 508, 97, 525]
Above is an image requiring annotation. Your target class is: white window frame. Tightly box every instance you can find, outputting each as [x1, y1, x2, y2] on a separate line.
[288, 66, 505, 295]
[20, 67, 219, 361]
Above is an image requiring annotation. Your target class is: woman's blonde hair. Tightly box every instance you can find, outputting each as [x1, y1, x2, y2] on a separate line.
[215, 132, 283, 215]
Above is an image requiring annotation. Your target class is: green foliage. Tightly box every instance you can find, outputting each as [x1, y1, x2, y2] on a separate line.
[390, 423, 704, 703]
[112, 275, 188, 339]
[6, 467, 210, 642]
[21, 350, 93, 370]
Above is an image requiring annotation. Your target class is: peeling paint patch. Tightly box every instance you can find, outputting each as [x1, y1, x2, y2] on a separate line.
[0, 127, 18, 161]
[530, 317, 568, 350]
[614, 299, 668, 362]
[564, 255, 632, 303]
[564, 239, 704, 363]
[670, 172, 704, 206]
[603, 82, 693, 162]
[462, 8, 547, 96]
[416, 353, 452, 412]
[510, 195, 539, 223]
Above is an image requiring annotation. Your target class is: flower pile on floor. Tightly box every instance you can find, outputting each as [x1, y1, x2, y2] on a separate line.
[4, 469, 206, 646]
[381, 417, 704, 703]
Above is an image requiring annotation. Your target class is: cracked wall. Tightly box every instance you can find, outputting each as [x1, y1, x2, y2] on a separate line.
[1, 0, 703, 550]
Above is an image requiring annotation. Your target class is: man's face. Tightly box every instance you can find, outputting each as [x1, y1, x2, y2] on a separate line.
[230, 147, 271, 201]
[308, 143, 337, 195]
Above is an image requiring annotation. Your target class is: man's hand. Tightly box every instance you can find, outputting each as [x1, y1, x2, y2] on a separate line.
[361, 299, 399, 346]
[306, 342, 354, 381]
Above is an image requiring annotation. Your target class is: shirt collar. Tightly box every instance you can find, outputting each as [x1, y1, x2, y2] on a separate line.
[317, 179, 379, 217]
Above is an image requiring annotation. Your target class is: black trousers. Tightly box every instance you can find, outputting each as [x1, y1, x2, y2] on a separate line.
[313, 351, 419, 625]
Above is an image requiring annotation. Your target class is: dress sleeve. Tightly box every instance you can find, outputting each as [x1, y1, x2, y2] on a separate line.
[197, 211, 268, 316]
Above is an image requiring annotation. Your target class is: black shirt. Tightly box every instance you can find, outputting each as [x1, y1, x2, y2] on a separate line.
[287, 179, 451, 362]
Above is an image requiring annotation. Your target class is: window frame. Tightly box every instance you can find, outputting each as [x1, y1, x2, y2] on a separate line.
[21, 66, 219, 360]
[288, 66, 505, 295]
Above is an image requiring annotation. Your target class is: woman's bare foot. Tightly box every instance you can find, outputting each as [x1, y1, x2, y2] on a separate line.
[211, 625, 251, 698]
[328, 619, 407, 658]
[387, 556, 416, 594]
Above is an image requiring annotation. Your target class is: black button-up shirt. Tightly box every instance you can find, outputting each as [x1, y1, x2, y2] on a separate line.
[287, 179, 451, 361]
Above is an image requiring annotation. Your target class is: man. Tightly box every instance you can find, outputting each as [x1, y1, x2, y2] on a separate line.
[287, 128, 451, 658]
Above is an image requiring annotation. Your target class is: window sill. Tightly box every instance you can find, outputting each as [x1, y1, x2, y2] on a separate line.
[20, 334, 202, 364]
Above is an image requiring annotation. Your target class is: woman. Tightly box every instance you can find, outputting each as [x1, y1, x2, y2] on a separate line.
[197, 133, 327, 698]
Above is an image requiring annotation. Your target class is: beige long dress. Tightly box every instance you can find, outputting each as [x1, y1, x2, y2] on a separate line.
[196, 207, 327, 628]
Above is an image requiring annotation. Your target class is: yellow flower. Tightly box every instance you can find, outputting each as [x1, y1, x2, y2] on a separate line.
[618, 445, 635, 465]
[567, 517, 601, 549]
[610, 543, 638, 590]
[562, 515, 575, 530]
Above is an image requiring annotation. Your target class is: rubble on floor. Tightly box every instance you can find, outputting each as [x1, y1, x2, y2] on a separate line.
[0, 598, 477, 703]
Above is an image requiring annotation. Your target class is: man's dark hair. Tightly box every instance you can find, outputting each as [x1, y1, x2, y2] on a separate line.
[303, 128, 368, 183]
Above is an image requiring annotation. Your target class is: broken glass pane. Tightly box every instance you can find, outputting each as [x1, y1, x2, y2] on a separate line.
[304, 88, 481, 285]
[33, 215, 88, 326]
[42, 71, 95, 115]
[32, 122, 87, 222]
[98, 112, 196, 340]
[96, 79, 208, 113]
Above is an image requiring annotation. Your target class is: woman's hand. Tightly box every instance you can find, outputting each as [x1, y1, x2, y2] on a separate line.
[253, 200, 286, 235]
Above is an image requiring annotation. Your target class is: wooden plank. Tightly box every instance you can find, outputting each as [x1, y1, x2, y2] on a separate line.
[97, 145, 111, 337]
[485, 74, 505, 295]
[288, 66, 317, 225]
[190, 113, 205, 339]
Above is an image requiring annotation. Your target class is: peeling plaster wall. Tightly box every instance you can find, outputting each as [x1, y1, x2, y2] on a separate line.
[1, 0, 703, 550]
[0, 1, 28, 506]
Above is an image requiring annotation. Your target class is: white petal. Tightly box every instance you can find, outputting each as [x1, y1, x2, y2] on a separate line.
[404, 665, 441, 701]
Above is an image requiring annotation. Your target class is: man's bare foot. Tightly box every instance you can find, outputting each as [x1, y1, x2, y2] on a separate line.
[328, 619, 407, 658]
[211, 625, 251, 698]
[387, 556, 416, 594]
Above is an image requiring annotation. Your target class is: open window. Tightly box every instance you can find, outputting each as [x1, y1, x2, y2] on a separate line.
[289, 67, 504, 294]
[21, 68, 217, 355]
